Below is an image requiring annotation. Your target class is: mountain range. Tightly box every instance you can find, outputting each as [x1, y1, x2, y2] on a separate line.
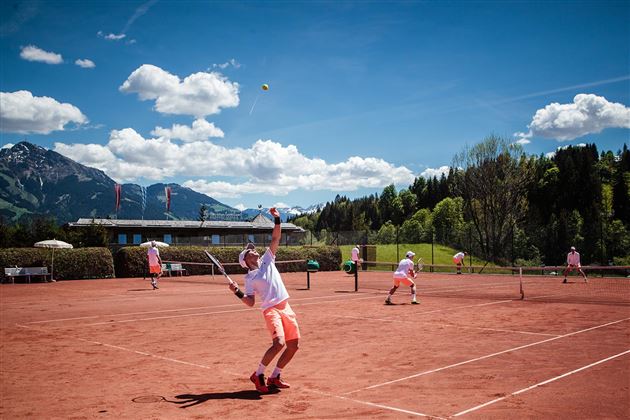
[0, 142, 318, 224]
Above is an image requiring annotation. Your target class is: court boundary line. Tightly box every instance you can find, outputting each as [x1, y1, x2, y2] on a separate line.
[23, 292, 382, 325]
[343, 317, 630, 395]
[452, 349, 630, 417]
[14, 323, 442, 419]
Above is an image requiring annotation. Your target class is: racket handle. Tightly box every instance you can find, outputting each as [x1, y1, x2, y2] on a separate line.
[234, 288, 245, 299]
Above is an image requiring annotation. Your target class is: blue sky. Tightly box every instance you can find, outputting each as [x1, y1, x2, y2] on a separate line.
[1, 0, 629, 211]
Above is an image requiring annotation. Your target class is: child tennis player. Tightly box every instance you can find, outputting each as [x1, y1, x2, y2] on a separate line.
[563, 246, 588, 283]
[147, 241, 162, 290]
[229, 208, 300, 393]
[385, 251, 419, 305]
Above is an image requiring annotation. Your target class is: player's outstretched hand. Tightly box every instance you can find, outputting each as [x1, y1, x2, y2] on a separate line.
[269, 207, 280, 218]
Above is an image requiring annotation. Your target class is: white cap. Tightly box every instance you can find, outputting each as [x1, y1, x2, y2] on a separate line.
[406, 251, 415, 258]
[238, 243, 257, 269]
[570, 246, 576, 251]
[151, 240, 156, 247]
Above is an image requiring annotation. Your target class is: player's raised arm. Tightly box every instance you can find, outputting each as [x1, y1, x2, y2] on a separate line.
[269, 207, 281, 256]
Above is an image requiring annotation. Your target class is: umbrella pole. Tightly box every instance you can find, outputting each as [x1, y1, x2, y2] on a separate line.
[51, 248, 55, 281]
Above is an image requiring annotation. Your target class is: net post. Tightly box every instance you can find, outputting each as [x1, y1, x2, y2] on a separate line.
[354, 262, 358, 292]
[519, 267, 524, 300]
[307, 270, 311, 290]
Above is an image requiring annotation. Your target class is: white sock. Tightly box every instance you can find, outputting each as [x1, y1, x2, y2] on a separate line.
[255, 363, 266, 376]
[271, 366, 282, 378]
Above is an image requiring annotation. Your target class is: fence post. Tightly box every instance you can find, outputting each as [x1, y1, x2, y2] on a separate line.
[431, 229, 434, 273]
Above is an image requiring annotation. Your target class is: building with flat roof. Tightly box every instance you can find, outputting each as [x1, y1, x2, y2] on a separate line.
[68, 214, 306, 248]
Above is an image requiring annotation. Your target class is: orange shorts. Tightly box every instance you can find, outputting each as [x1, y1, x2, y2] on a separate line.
[393, 276, 414, 287]
[263, 300, 300, 341]
[453, 257, 462, 264]
[149, 264, 161, 274]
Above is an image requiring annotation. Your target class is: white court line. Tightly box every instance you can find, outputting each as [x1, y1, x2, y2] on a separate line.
[339, 315, 559, 337]
[308, 389, 445, 419]
[40, 294, 382, 327]
[15, 323, 442, 419]
[452, 349, 630, 417]
[23, 292, 373, 325]
[344, 317, 630, 395]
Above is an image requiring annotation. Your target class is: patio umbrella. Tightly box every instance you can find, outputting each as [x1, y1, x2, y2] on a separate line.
[34, 239, 73, 281]
[139, 241, 170, 247]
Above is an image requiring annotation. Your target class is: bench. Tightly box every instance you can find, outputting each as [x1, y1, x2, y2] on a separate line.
[159, 263, 187, 277]
[4, 267, 53, 284]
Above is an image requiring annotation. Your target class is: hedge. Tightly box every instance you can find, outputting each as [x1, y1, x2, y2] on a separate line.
[114, 245, 342, 278]
[0, 247, 115, 281]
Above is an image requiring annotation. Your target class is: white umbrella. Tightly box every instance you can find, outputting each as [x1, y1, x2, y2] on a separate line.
[34, 239, 73, 281]
[139, 241, 170, 247]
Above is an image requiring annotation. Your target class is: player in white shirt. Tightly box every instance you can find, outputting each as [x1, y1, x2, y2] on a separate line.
[563, 246, 588, 283]
[351, 244, 361, 270]
[230, 208, 300, 394]
[385, 251, 419, 305]
[146, 241, 162, 290]
[453, 251, 467, 274]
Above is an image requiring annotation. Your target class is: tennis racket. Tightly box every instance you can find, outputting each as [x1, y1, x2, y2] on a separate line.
[204, 250, 236, 286]
[417, 258, 424, 272]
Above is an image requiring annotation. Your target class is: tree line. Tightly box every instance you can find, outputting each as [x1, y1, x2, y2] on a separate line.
[290, 136, 630, 266]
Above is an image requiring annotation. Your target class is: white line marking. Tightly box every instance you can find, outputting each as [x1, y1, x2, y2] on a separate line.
[339, 315, 559, 337]
[343, 317, 630, 395]
[452, 349, 630, 417]
[37, 294, 381, 327]
[16, 323, 442, 418]
[308, 389, 445, 419]
[23, 292, 367, 324]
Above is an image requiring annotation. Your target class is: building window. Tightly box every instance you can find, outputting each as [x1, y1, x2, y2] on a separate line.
[118, 234, 127, 244]
[212, 234, 220, 245]
[133, 234, 142, 244]
[248, 234, 255, 243]
[163, 234, 172, 244]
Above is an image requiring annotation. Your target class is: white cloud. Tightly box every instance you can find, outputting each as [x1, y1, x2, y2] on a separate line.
[420, 165, 450, 179]
[54, 130, 415, 197]
[0, 90, 87, 134]
[19, 45, 63, 64]
[98, 31, 126, 40]
[233, 203, 247, 211]
[151, 118, 224, 142]
[519, 94, 630, 142]
[212, 59, 241, 69]
[119, 64, 240, 118]
[1, 143, 14, 149]
[75, 58, 95, 68]
[273, 202, 290, 209]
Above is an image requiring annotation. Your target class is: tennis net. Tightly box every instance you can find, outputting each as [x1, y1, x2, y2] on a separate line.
[357, 262, 630, 305]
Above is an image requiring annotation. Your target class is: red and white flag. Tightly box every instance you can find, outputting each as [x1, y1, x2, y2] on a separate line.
[114, 184, 122, 210]
[165, 186, 172, 211]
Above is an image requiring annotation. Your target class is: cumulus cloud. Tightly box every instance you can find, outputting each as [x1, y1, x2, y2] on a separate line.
[19, 45, 63, 64]
[0, 90, 87, 134]
[212, 59, 241, 70]
[420, 166, 450, 179]
[54, 130, 415, 197]
[119, 64, 240, 118]
[517, 94, 630, 142]
[150, 118, 224, 142]
[75, 58, 95, 68]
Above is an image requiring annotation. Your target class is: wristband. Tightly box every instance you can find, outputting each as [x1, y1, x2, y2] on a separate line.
[274, 216, 281, 225]
[234, 288, 245, 299]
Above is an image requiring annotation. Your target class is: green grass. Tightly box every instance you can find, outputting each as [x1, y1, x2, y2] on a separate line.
[339, 243, 492, 268]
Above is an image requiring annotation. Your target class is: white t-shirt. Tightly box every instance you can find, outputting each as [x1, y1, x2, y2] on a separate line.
[453, 252, 465, 263]
[147, 247, 160, 265]
[351, 247, 360, 262]
[567, 251, 581, 266]
[394, 258, 415, 278]
[244, 248, 290, 310]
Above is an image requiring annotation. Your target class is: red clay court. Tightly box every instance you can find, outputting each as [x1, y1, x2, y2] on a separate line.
[1, 270, 629, 419]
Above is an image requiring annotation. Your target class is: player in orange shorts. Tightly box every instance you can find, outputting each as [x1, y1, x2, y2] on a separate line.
[147, 241, 162, 290]
[385, 251, 419, 305]
[229, 208, 300, 393]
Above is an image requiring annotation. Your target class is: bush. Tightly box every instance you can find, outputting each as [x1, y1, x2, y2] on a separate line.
[0, 247, 114, 281]
[114, 245, 342, 278]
